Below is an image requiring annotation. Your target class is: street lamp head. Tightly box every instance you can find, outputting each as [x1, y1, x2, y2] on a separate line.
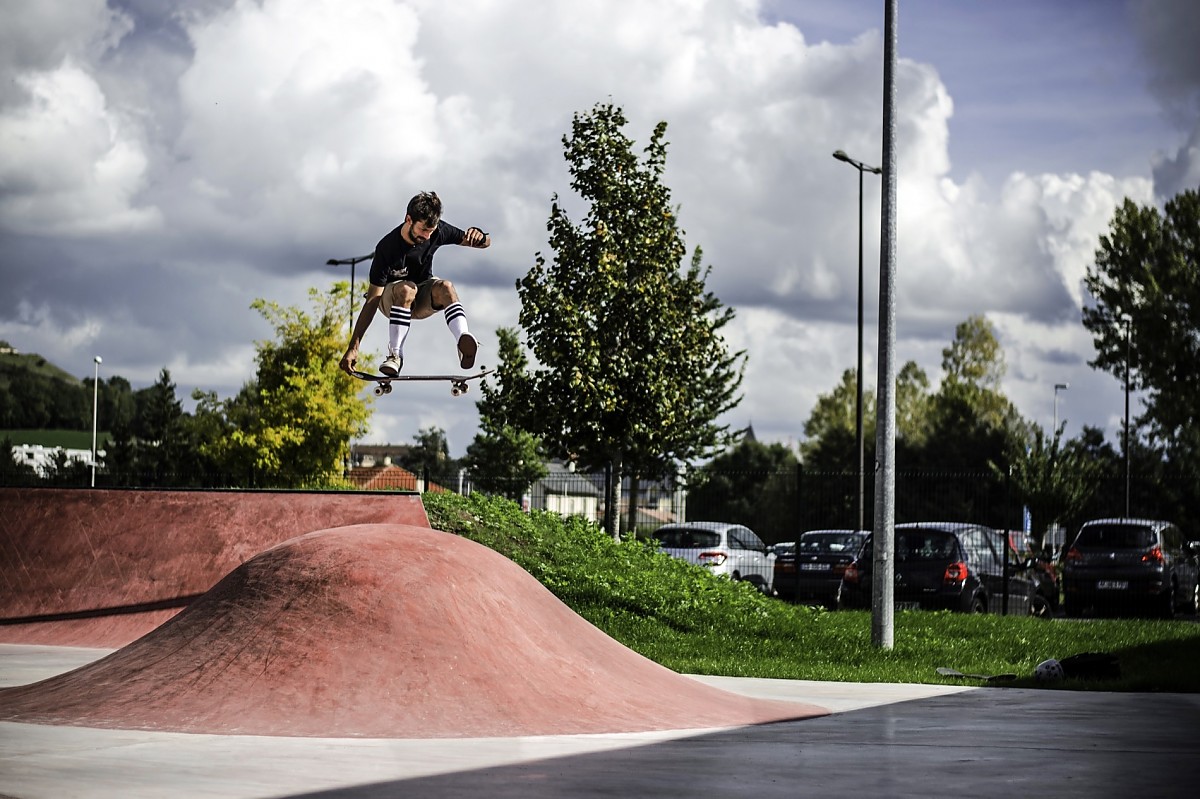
[833, 149, 852, 163]
[94, 355, 102, 365]
[1054, 382, 1069, 390]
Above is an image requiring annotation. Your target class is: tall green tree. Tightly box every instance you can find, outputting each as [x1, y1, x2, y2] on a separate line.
[686, 435, 799, 542]
[1083, 189, 1200, 459]
[469, 327, 550, 500]
[201, 283, 372, 487]
[991, 425, 1104, 553]
[801, 361, 931, 471]
[401, 426, 460, 488]
[511, 101, 745, 538]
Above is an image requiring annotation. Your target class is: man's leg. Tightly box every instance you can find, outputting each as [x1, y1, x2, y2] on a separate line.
[415, 279, 478, 369]
[380, 281, 417, 375]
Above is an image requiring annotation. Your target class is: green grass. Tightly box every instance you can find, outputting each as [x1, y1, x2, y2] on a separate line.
[424, 491, 1200, 692]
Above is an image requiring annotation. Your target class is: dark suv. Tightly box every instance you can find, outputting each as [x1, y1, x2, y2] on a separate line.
[1062, 518, 1199, 618]
[838, 522, 1038, 615]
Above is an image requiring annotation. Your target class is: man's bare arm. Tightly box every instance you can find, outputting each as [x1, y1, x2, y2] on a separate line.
[340, 285, 384, 374]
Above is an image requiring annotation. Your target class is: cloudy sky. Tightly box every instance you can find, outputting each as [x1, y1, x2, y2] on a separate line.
[2, 0, 1198, 458]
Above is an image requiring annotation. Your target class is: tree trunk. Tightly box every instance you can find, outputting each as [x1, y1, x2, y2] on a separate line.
[625, 471, 641, 540]
[606, 453, 622, 541]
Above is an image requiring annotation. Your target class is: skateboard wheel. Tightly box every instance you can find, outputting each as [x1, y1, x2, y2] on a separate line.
[382, 383, 393, 395]
[374, 385, 385, 397]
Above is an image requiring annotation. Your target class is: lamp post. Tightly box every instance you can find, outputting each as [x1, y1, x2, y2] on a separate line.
[91, 355, 102, 487]
[326, 253, 375, 335]
[833, 149, 882, 533]
[1123, 317, 1132, 517]
[1053, 382, 1069, 434]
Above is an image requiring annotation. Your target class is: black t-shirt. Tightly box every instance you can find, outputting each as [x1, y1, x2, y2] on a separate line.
[368, 221, 466, 287]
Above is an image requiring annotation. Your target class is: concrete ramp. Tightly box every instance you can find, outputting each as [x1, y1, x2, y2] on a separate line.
[0, 524, 828, 737]
[0, 488, 428, 647]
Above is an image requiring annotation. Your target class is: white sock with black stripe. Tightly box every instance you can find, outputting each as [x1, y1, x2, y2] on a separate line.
[389, 306, 411, 357]
[443, 302, 469, 340]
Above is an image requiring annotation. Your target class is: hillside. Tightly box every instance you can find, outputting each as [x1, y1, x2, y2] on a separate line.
[0, 341, 82, 388]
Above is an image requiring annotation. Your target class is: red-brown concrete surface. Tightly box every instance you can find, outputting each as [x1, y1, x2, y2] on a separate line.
[0, 524, 828, 737]
[0, 487, 428, 647]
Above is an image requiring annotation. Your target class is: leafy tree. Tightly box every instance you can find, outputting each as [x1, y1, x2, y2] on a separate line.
[511, 101, 745, 538]
[990, 425, 1104, 553]
[464, 423, 548, 501]
[469, 327, 551, 500]
[1083, 189, 1200, 460]
[1, 436, 38, 485]
[400, 426, 461, 488]
[801, 361, 929, 471]
[200, 283, 373, 487]
[686, 435, 799, 542]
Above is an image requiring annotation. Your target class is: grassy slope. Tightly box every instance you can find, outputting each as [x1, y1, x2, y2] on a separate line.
[0, 351, 81, 387]
[425, 491, 1200, 692]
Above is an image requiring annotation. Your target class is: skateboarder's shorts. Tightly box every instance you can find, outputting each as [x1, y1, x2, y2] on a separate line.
[379, 277, 442, 321]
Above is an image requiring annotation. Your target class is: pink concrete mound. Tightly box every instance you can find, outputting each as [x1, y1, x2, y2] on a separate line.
[0, 488, 429, 647]
[0, 524, 828, 737]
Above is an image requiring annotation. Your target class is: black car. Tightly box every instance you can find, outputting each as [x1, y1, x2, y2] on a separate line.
[774, 530, 867, 608]
[1062, 518, 1200, 618]
[838, 522, 1039, 615]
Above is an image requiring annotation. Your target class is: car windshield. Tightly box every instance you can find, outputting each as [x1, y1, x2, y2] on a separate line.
[896, 530, 958, 561]
[1075, 524, 1156, 549]
[799, 534, 862, 554]
[654, 529, 721, 548]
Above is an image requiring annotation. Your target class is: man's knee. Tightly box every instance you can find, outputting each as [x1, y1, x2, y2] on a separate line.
[431, 279, 459, 308]
[392, 281, 418, 305]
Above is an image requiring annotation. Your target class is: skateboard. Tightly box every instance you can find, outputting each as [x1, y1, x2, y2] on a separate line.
[935, 666, 1017, 683]
[349, 367, 493, 397]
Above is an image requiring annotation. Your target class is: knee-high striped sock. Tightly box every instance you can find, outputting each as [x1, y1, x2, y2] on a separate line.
[443, 302, 469, 340]
[389, 306, 411, 356]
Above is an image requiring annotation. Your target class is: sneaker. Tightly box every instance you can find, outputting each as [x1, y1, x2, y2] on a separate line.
[457, 333, 479, 370]
[379, 354, 403, 376]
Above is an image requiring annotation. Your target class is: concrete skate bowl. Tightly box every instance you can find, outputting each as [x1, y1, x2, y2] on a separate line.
[0, 523, 828, 737]
[0, 487, 428, 647]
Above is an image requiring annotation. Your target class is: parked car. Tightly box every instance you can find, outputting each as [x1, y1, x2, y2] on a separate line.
[769, 542, 795, 559]
[774, 530, 868, 607]
[838, 522, 1039, 615]
[1062, 518, 1200, 618]
[1003, 529, 1059, 618]
[652, 522, 774, 594]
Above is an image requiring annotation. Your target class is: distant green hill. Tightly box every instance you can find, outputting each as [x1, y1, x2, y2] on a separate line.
[0, 341, 82, 387]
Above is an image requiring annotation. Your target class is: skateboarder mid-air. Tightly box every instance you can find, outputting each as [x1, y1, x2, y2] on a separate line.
[339, 191, 490, 378]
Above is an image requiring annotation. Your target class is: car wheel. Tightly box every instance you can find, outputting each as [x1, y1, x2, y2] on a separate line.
[1030, 594, 1051, 619]
[1161, 580, 1177, 619]
[969, 594, 986, 614]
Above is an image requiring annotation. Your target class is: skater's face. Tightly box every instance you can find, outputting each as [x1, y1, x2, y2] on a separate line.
[406, 217, 438, 245]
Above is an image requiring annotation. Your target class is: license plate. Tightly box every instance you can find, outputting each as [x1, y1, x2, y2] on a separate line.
[1097, 580, 1128, 590]
[895, 601, 919, 611]
[800, 563, 828, 571]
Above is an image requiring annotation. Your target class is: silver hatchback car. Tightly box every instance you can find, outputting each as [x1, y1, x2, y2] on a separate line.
[652, 522, 774, 594]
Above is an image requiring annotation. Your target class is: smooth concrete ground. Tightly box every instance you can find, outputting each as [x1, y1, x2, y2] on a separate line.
[2, 645, 1198, 798]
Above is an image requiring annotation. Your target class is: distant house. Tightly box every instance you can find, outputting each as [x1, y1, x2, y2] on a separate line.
[344, 463, 448, 493]
[529, 461, 603, 520]
[12, 444, 98, 477]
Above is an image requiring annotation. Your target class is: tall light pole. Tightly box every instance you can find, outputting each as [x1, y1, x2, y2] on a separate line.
[833, 149, 882, 533]
[91, 355, 102, 488]
[1123, 317, 1132, 517]
[1053, 382, 1069, 434]
[326, 253, 375, 335]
